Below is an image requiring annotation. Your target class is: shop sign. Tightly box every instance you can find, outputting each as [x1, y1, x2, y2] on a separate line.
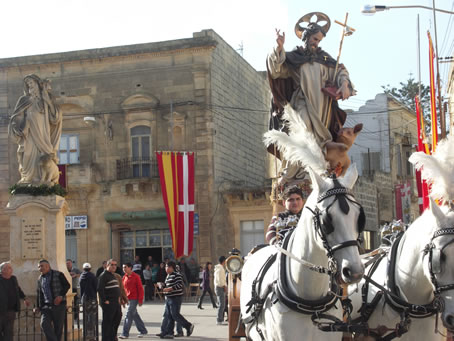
[65, 215, 88, 230]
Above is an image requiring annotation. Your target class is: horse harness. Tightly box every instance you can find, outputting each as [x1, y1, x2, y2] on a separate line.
[243, 180, 365, 340]
[306, 179, 365, 257]
[424, 227, 454, 296]
[315, 226, 454, 340]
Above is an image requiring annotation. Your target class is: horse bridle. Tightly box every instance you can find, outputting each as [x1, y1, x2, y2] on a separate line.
[425, 227, 454, 297]
[306, 180, 365, 263]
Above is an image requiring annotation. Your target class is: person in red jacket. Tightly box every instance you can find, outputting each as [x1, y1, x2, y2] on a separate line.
[119, 263, 148, 339]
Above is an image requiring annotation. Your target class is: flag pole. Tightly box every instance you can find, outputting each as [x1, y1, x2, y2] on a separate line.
[431, 0, 445, 139]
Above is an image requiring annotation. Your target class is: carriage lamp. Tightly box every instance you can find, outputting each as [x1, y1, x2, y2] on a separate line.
[226, 255, 243, 275]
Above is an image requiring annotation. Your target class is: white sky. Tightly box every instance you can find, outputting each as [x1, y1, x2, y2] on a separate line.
[1, 0, 453, 111]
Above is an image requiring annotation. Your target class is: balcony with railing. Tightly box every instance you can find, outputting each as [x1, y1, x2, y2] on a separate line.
[116, 157, 159, 180]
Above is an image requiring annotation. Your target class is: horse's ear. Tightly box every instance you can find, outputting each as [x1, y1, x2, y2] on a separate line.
[307, 167, 324, 192]
[340, 163, 358, 189]
[430, 197, 445, 226]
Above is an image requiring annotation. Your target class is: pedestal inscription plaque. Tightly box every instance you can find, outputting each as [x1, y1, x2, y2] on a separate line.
[21, 217, 45, 259]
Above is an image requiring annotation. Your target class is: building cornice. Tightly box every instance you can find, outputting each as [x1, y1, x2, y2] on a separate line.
[0, 36, 217, 69]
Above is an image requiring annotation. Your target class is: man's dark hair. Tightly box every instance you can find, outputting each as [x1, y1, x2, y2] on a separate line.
[219, 256, 226, 264]
[302, 23, 326, 43]
[39, 259, 50, 265]
[123, 262, 133, 269]
[167, 261, 176, 270]
[283, 186, 304, 200]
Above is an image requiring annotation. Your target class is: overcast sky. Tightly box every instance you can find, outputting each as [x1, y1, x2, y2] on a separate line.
[1, 0, 453, 111]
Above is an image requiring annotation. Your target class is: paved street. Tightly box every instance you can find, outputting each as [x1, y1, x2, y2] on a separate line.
[114, 299, 230, 340]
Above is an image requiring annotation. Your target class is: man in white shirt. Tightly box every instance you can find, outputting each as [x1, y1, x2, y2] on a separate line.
[213, 256, 227, 325]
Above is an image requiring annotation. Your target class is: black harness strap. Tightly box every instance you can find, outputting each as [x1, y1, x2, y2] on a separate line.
[384, 233, 439, 318]
[355, 251, 387, 324]
[244, 251, 277, 317]
[275, 228, 340, 315]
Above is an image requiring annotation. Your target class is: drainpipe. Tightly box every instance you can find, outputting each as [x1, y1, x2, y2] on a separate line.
[109, 223, 113, 258]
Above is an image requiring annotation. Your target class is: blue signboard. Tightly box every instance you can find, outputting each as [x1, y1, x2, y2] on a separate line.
[194, 213, 199, 235]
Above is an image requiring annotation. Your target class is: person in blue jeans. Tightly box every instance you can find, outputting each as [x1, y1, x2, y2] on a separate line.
[214, 256, 227, 325]
[119, 263, 147, 339]
[157, 262, 194, 339]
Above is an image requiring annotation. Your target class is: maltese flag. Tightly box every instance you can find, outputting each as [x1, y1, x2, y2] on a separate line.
[157, 151, 195, 258]
[176, 152, 195, 258]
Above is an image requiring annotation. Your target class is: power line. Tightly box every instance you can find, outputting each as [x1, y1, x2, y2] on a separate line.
[439, 1, 454, 56]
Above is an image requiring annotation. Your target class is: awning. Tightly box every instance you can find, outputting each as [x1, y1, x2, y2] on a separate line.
[105, 210, 168, 230]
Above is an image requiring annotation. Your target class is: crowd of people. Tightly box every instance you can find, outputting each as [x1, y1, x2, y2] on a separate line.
[0, 255, 230, 341]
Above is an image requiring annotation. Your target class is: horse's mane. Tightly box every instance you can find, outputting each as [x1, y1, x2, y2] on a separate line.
[263, 105, 329, 175]
[409, 135, 454, 202]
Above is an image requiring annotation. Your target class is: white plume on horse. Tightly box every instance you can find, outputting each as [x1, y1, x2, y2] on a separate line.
[263, 104, 329, 175]
[409, 134, 454, 202]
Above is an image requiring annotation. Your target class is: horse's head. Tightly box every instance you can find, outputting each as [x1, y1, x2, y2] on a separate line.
[306, 164, 365, 284]
[423, 199, 454, 331]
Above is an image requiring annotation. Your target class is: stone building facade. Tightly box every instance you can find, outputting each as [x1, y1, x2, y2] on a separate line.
[346, 93, 419, 248]
[0, 30, 271, 268]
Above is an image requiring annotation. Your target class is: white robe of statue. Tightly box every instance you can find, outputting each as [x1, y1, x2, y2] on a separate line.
[9, 75, 62, 185]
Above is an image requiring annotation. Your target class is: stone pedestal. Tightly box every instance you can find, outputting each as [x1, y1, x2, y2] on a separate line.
[5, 195, 71, 296]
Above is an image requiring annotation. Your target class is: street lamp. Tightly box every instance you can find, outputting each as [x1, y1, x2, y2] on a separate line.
[362, 5, 454, 15]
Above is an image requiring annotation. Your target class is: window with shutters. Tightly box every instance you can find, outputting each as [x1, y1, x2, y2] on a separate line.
[58, 134, 79, 164]
[240, 220, 264, 255]
[361, 151, 382, 175]
[131, 125, 151, 177]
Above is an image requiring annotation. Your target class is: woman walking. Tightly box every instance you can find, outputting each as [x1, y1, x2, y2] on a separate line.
[197, 262, 217, 309]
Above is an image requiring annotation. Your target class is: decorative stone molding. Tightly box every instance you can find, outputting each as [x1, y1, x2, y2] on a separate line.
[6, 194, 68, 215]
[121, 93, 159, 111]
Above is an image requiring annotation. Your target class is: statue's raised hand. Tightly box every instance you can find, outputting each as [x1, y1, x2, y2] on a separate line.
[276, 29, 285, 52]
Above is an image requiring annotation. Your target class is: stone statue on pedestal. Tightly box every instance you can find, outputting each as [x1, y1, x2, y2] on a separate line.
[9, 74, 62, 185]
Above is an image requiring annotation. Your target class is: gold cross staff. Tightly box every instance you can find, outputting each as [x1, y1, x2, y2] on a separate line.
[334, 15, 356, 341]
[335, 14, 356, 37]
[333, 13, 356, 78]
[326, 13, 356, 122]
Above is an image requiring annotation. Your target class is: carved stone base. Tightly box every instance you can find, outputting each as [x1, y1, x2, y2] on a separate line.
[5, 195, 70, 296]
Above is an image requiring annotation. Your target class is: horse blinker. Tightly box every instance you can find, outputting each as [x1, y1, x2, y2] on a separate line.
[358, 207, 366, 233]
[321, 212, 334, 235]
[432, 249, 443, 274]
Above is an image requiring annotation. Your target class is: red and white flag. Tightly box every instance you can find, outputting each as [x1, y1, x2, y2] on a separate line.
[177, 153, 195, 257]
[156, 151, 195, 258]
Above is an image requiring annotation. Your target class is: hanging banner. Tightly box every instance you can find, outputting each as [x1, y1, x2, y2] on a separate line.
[58, 164, 67, 188]
[427, 31, 438, 152]
[176, 152, 195, 257]
[414, 96, 430, 213]
[156, 151, 195, 258]
[395, 182, 412, 223]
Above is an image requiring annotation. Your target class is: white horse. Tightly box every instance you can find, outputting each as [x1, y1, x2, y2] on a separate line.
[347, 136, 454, 340]
[346, 200, 454, 340]
[240, 164, 365, 341]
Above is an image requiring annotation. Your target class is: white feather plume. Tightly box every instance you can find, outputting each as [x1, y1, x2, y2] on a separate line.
[409, 135, 454, 201]
[263, 105, 329, 175]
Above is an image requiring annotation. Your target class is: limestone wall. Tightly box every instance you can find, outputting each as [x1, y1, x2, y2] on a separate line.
[195, 30, 270, 260]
